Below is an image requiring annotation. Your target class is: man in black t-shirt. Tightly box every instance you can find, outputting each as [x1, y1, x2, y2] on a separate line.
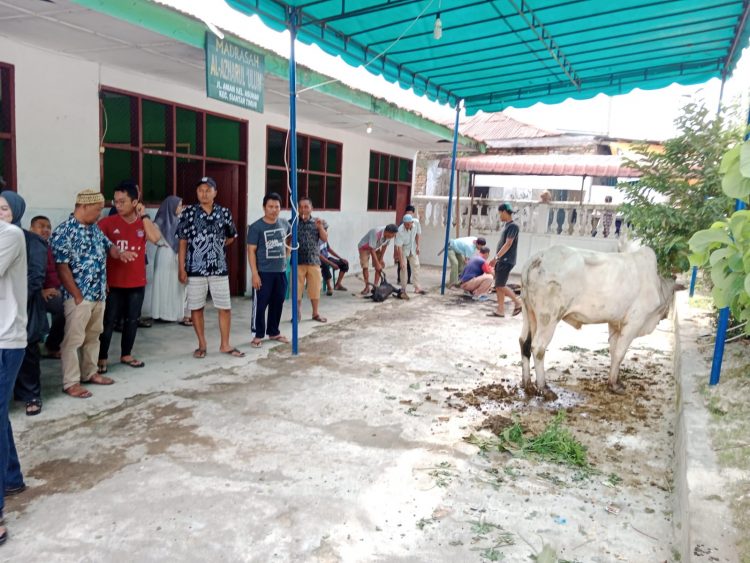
[488, 203, 523, 318]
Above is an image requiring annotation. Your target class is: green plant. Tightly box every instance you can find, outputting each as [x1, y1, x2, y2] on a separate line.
[619, 101, 740, 275]
[689, 140, 750, 334]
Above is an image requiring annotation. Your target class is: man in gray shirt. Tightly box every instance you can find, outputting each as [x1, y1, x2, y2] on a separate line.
[247, 192, 291, 348]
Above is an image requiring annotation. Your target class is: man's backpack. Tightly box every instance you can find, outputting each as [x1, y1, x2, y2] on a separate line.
[371, 273, 398, 302]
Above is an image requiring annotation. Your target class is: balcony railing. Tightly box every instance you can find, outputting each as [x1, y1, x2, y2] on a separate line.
[411, 195, 627, 239]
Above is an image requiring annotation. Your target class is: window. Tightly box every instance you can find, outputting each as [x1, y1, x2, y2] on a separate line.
[368, 151, 412, 211]
[100, 88, 247, 203]
[265, 127, 342, 210]
[0, 63, 15, 190]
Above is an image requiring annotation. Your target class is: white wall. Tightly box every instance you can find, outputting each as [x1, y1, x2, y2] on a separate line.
[1, 37, 417, 291]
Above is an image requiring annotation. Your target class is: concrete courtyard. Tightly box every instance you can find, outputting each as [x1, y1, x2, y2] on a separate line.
[3, 266, 683, 561]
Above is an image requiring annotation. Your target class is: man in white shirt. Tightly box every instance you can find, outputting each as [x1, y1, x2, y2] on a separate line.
[394, 214, 426, 298]
[0, 215, 28, 544]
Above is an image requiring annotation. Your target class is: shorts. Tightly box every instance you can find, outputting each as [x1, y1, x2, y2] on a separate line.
[298, 264, 322, 299]
[359, 248, 373, 270]
[494, 262, 514, 288]
[186, 276, 231, 310]
[321, 256, 349, 280]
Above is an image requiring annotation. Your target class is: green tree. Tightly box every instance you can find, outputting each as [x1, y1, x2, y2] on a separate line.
[618, 101, 740, 276]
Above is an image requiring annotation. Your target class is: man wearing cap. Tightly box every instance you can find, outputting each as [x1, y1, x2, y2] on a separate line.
[394, 214, 426, 298]
[177, 176, 244, 359]
[96, 180, 161, 374]
[396, 204, 420, 286]
[488, 203, 523, 318]
[50, 189, 138, 398]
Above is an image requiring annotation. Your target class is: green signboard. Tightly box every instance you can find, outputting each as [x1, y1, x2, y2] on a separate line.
[205, 33, 264, 113]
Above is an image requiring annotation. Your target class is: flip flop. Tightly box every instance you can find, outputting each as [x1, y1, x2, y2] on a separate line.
[250, 339, 263, 348]
[414, 289, 427, 295]
[87, 373, 114, 385]
[335, 286, 347, 291]
[312, 315, 327, 323]
[486, 311, 505, 318]
[63, 384, 92, 398]
[193, 348, 207, 359]
[25, 399, 42, 417]
[221, 348, 246, 358]
[178, 319, 194, 327]
[512, 305, 523, 316]
[97, 364, 108, 374]
[269, 335, 290, 344]
[120, 358, 145, 368]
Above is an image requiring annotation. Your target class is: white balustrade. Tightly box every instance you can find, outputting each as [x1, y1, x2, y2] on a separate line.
[412, 195, 626, 240]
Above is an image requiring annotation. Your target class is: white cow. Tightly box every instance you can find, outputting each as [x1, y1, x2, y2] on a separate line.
[519, 245, 678, 393]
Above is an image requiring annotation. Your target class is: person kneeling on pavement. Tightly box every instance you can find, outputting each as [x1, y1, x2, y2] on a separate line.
[459, 247, 494, 300]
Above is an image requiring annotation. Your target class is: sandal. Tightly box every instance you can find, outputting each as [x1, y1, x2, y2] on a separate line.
[250, 339, 263, 348]
[269, 335, 290, 344]
[221, 348, 246, 358]
[120, 358, 145, 368]
[193, 348, 207, 359]
[25, 399, 42, 416]
[486, 311, 505, 318]
[326, 289, 333, 296]
[4, 484, 27, 496]
[414, 289, 427, 295]
[179, 318, 193, 327]
[87, 373, 114, 385]
[335, 285, 347, 291]
[512, 305, 523, 316]
[138, 318, 153, 328]
[312, 315, 327, 323]
[0, 518, 6, 546]
[63, 384, 92, 398]
[97, 363, 108, 374]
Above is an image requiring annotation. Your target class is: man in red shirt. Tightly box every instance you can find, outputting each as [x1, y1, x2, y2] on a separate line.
[97, 181, 160, 372]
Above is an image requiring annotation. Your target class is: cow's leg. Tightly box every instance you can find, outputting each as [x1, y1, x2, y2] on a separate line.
[519, 302, 533, 387]
[607, 322, 638, 394]
[531, 322, 557, 393]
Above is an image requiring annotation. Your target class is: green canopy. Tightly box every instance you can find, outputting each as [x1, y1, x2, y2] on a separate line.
[225, 0, 750, 114]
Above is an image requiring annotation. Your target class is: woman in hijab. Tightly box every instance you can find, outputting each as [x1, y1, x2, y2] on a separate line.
[0, 191, 48, 416]
[149, 195, 188, 323]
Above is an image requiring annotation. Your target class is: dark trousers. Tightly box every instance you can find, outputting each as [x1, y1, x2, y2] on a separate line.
[1, 348, 25, 512]
[14, 339, 41, 403]
[252, 272, 286, 339]
[44, 293, 65, 351]
[396, 260, 412, 284]
[99, 286, 145, 360]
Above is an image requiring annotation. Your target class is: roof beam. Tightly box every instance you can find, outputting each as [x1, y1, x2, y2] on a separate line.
[722, 0, 750, 78]
[503, 0, 580, 88]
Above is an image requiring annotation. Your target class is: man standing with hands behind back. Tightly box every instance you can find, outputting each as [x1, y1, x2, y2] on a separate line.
[488, 203, 523, 318]
[177, 177, 244, 359]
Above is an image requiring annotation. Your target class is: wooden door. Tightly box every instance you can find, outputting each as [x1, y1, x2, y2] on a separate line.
[206, 163, 246, 295]
[395, 184, 411, 224]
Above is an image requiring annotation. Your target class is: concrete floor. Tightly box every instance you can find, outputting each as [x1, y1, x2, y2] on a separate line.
[3, 266, 680, 561]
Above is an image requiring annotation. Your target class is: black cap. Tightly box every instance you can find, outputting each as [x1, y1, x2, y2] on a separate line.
[197, 176, 217, 189]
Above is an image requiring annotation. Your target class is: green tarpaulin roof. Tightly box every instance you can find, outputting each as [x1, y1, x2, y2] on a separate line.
[225, 0, 750, 115]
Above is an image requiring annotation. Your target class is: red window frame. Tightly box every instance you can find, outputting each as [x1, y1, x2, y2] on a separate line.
[367, 151, 413, 211]
[0, 62, 16, 190]
[265, 126, 343, 210]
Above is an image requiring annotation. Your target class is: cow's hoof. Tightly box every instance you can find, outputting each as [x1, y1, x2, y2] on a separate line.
[607, 382, 626, 395]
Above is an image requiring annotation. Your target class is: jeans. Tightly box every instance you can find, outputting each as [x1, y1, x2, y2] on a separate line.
[44, 293, 65, 352]
[99, 287, 145, 360]
[0, 348, 25, 515]
[14, 338, 41, 403]
[252, 272, 286, 339]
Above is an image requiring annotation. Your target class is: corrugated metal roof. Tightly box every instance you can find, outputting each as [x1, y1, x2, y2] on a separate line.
[438, 154, 641, 177]
[455, 112, 560, 141]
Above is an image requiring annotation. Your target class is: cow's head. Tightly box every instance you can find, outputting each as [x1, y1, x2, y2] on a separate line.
[658, 277, 685, 320]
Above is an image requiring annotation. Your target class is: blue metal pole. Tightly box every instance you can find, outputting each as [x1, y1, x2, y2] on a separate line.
[288, 8, 299, 355]
[440, 101, 462, 294]
[709, 106, 750, 384]
[688, 265, 698, 297]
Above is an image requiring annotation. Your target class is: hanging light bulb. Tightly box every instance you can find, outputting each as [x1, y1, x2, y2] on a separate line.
[433, 12, 442, 40]
[366, 122, 373, 134]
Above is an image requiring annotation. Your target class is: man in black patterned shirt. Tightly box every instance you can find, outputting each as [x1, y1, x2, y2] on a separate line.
[177, 177, 244, 359]
[296, 197, 328, 322]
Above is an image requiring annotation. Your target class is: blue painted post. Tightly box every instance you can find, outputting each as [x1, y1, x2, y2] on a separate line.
[709, 106, 750, 384]
[440, 102, 462, 294]
[288, 8, 299, 355]
[688, 265, 698, 297]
